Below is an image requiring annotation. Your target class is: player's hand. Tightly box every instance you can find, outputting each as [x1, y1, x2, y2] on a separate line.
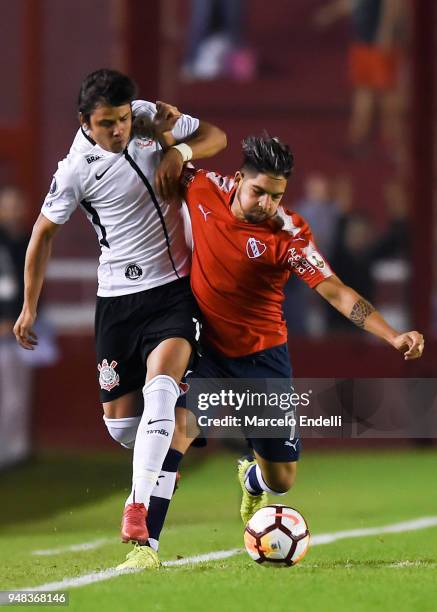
[132, 102, 181, 140]
[13, 308, 38, 350]
[153, 101, 181, 137]
[155, 147, 184, 202]
[391, 331, 424, 360]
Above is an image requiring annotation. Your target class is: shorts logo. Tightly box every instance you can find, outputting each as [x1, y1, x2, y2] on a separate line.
[307, 251, 325, 269]
[246, 237, 267, 259]
[284, 440, 298, 451]
[98, 359, 120, 391]
[125, 263, 143, 280]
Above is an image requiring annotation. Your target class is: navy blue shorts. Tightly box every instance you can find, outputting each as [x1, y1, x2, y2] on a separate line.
[179, 343, 300, 463]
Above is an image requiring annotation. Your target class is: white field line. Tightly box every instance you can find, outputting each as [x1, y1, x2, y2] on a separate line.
[31, 515, 437, 558]
[22, 516, 437, 592]
[310, 516, 437, 545]
[32, 538, 113, 556]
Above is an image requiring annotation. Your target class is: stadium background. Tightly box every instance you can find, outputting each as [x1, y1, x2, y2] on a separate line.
[0, 0, 435, 454]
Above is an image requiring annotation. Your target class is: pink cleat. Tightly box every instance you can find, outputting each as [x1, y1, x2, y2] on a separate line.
[121, 503, 148, 545]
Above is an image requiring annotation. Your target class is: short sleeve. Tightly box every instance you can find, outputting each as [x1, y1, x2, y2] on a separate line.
[131, 99, 157, 121]
[132, 99, 199, 142]
[276, 209, 333, 287]
[171, 113, 200, 141]
[284, 239, 333, 288]
[41, 158, 82, 225]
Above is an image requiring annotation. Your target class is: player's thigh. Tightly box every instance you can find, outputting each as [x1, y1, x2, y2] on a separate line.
[254, 452, 298, 493]
[103, 388, 144, 419]
[144, 278, 201, 384]
[146, 337, 193, 384]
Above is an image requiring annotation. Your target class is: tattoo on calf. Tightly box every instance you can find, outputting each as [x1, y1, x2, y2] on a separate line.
[349, 298, 375, 328]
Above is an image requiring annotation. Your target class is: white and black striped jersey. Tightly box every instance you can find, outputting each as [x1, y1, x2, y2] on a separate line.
[42, 100, 199, 297]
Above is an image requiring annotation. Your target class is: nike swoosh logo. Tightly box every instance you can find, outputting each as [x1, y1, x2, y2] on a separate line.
[95, 166, 112, 180]
[147, 418, 173, 425]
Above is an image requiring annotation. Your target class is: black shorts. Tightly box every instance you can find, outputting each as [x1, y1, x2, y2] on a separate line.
[180, 344, 300, 463]
[95, 276, 201, 402]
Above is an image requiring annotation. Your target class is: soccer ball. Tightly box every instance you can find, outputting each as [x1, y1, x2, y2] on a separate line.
[244, 504, 310, 567]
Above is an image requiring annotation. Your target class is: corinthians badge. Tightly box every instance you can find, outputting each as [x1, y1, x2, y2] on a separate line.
[98, 359, 120, 391]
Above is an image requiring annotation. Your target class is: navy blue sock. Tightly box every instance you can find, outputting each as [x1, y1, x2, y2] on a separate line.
[146, 448, 184, 550]
[245, 463, 264, 495]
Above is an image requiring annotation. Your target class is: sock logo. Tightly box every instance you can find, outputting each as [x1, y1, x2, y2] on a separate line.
[146, 428, 169, 436]
[147, 418, 173, 425]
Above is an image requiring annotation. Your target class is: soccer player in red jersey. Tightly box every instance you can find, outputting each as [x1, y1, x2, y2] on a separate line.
[119, 134, 424, 569]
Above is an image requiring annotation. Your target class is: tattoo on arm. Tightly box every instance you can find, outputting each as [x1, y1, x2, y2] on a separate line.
[349, 298, 375, 329]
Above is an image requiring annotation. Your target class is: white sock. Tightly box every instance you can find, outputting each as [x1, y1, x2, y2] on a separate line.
[103, 415, 140, 449]
[147, 538, 159, 551]
[126, 375, 178, 508]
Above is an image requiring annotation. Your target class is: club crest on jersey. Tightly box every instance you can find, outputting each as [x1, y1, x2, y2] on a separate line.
[98, 359, 120, 391]
[307, 251, 325, 269]
[125, 263, 143, 280]
[246, 237, 267, 259]
[135, 138, 154, 149]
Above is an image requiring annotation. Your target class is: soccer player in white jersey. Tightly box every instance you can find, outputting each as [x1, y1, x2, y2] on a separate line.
[13, 69, 226, 569]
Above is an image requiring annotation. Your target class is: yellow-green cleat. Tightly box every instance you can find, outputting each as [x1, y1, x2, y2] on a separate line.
[116, 543, 160, 570]
[237, 457, 268, 525]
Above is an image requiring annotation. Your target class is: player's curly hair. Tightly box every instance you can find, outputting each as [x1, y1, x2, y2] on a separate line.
[241, 134, 294, 178]
[78, 69, 137, 122]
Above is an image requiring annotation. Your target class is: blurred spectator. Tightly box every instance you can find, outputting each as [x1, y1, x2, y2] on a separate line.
[284, 173, 342, 336]
[182, 0, 256, 81]
[294, 173, 341, 258]
[314, 0, 407, 156]
[0, 186, 28, 329]
[0, 186, 32, 468]
[0, 187, 58, 468]
[327, 179, 409, 330]
[433, 224, 437, 336]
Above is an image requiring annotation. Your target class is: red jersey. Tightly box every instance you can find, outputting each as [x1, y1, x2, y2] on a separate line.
[183, 169, 333, 357]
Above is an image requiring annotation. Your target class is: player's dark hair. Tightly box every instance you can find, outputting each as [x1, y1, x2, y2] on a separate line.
[78, 69, 137, 122]
[241, 134, 294, 178]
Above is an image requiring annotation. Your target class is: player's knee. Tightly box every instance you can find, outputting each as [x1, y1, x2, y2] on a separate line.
[264, 464, 297, 494]
[103, 415, 141, 449]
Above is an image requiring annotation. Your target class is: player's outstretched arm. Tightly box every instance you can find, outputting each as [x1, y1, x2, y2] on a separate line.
[13, 214, 60, 350]
[315, 275, 425, 360]
[155, 119, 227, 201]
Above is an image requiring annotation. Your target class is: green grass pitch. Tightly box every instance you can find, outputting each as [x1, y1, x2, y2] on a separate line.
[0, 449, 436, 611]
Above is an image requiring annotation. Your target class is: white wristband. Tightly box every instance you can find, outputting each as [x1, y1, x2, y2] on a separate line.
[172, 143, 193, 163]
